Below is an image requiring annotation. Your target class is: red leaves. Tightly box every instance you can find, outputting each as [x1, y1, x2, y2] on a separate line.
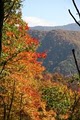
[38, 52, 47, 59]
[25, 37, 39, 46]
[19, 24, 29, 31]
[17, 51, 47, 64]
[25, 24, 29, 30]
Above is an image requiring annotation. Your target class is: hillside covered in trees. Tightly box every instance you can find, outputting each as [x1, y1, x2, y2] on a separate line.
[29, 29, 80, 75]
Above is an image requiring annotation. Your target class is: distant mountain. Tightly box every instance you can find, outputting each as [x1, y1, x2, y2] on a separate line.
[30, 22, 80, 31]
[28, 29, 80, 75]
[28, 30, 47, 41]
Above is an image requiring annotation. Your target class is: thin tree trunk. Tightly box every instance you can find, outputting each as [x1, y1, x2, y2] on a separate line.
[7, 80, 15, 120]
[20, 93, 23, 120]
[0, 95, 6, 120]
[72, 49, 80, 78]
[0, 0, 4, 57]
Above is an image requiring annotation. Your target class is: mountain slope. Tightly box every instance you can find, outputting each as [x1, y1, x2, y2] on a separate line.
[29, 29, 80, 75]
[28, 30, 47, 41]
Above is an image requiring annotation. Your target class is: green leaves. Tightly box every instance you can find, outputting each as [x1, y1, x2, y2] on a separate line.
[41, 85, 73, 115]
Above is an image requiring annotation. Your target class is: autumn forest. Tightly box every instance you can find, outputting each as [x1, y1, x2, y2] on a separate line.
[0, 0, 80, 120]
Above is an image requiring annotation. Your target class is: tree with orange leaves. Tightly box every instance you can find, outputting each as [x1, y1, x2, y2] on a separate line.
[0, 2, 47, 119]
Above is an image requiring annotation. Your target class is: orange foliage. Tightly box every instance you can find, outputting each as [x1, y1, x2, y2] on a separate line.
[2, 13, 78, 120]
[6, 31, 14, 37]
[0, 15, 47, 120]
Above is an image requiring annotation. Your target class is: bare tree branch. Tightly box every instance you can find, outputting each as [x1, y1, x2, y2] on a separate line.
[68, 0, 80, 26]
[72, 0, 80, 18]
[68, 9, 80, 26]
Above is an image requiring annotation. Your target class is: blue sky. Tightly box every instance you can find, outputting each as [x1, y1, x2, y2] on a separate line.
[22, 0, 80, 27]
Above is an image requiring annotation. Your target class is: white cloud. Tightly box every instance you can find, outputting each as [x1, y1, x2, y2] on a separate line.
[22, 16, 56, 27]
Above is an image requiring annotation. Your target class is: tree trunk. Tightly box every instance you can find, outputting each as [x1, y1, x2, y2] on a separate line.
[0, 0, 4, 57]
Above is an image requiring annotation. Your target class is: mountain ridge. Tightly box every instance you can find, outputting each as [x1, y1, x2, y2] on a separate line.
[28, 24, 80, 75]
[30, 22, 80, 31]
